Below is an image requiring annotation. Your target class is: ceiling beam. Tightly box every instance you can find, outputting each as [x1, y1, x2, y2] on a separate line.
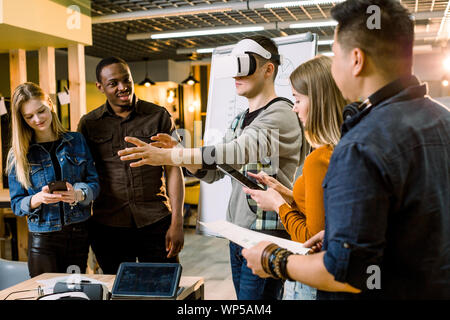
[126, 10, 444, 41]
[92, 0, 445, 26]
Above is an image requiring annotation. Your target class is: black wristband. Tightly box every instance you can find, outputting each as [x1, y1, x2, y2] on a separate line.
[279, 250, 294, 281]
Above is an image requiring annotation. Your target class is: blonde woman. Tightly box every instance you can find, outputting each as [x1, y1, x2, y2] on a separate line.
[7, 82, 99, 277]
[242, 55, 347, 300]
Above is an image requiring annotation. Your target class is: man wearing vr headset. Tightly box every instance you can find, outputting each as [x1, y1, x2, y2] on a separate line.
[242, 0, 450, 300]
[118, 36, 306, 300]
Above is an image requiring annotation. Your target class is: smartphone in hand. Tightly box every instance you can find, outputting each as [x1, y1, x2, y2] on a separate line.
[48, 180, 68, 194]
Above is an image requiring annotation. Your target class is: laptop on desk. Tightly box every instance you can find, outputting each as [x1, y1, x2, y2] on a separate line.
[111, 262, 183, 300]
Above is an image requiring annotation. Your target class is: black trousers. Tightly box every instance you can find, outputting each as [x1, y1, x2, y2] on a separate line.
[88, 215, 178, 275]
[28, 220, 89, 278]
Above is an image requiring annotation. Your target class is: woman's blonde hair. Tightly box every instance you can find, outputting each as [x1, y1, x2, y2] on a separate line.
[289, 55, 347, 147]
[6, 82, 66, 189]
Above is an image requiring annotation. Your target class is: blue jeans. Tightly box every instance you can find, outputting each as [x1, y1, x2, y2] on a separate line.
[283, 280, 317, 300]
[229, 241, 284, 300]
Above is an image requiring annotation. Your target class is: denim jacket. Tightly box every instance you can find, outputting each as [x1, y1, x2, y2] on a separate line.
[8, 132, 100, 232]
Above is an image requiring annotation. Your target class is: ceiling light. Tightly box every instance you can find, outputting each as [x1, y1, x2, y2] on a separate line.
[139, 77, 155, 87]
[167, 89, 176, 104]
[290, 20, 338, 29]
[321, 51, 334, 57]
[176, 47, 215, 55]
[128, 23, 278, 41]
[139, 58, 155, 87]
[149, 26, 265, 40]
[318, 39, 334, 45]
[196, 48, 215, 54]
[182, 73, 199, 86]
[264, 0, 345, 9]
[444, 56, 450, 71]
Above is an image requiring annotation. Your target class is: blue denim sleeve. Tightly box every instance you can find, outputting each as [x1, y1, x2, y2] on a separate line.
[73, 133, 100, 206]
[8, 164, 41, 217]
[322, 142, 391, 291]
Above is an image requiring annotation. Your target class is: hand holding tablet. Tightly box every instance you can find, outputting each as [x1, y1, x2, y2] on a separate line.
[216, 164, 265, 191]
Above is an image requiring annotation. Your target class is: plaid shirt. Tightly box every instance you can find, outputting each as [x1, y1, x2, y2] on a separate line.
[231, 108, 286, 232]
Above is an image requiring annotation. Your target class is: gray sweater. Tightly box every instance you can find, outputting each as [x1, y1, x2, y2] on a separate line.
[197, 99, 308, 230]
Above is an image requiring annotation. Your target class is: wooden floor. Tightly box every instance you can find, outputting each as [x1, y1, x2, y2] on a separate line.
[179, 227, 237, 300]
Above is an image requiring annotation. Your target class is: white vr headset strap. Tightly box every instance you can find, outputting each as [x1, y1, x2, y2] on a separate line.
[215, 39, 282, 78]
[231, 39, 272, 60]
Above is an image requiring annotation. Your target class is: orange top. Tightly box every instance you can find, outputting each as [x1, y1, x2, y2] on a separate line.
[278, 145, 333, 243]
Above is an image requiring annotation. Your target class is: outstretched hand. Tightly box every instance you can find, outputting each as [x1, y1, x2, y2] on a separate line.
[150, 133, 180, 149]
[118, 136, 170, 167]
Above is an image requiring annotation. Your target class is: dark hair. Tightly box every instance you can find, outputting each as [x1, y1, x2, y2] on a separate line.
[331, 0, 414, 76]
[95, 56, 129, 82]
[244, 35, 280, 80]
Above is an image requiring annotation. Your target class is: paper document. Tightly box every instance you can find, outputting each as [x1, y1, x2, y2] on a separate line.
[0, 97, 7, 116]
[200, 220, 310, 255]
[57, 91, 70, 105]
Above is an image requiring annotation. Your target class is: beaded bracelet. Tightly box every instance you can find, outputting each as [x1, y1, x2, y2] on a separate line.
[262, 244, 296, 281]
[272, 248, 286, 279]
[268, 247, 283, 278]
[268, 248, 295, 281]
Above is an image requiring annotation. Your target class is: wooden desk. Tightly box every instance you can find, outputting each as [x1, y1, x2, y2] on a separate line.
[0, 273, 205, 300]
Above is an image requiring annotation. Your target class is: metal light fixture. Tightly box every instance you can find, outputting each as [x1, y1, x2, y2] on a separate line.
[182, 73, 199, 86]
[128, 25, 265, 41]
[264, 0, 346, 9]
[176, 47, 214, 55]
[139, 58, 155, 87]
[289, 19, 338, 29]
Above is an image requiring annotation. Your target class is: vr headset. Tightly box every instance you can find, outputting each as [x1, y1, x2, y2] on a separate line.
[215, 39, 281, 78]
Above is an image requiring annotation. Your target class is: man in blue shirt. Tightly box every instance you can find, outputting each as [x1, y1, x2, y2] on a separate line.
[242, 0, 450, 299]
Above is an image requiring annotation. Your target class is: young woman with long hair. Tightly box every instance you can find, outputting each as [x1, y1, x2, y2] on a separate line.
[7, 82, 100, 277]
[243, 55, 347, 299]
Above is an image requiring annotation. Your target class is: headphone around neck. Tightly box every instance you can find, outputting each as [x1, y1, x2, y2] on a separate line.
[341, 75, 420, 123]
[342, 99, 372, 121]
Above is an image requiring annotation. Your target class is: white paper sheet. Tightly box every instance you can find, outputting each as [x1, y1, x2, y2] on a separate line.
[57, 91, 70, 105]
[200, 220, 310, 255]
[0, 97, 7, 116]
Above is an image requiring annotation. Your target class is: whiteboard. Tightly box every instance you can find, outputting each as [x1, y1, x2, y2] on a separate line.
[197, 32, 317, 236]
